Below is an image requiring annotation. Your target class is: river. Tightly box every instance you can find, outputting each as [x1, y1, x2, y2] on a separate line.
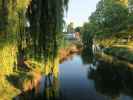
[13, 51, 133, 100]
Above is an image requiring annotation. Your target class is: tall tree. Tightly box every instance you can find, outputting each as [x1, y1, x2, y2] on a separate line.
[89, 0, 128, 35]
[24, 0, 69, 61]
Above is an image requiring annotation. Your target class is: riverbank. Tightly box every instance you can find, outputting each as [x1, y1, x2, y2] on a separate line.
[95, 52, 133, 68]
[59, 41, 82, 63]
[104, 45, 133, 63]
[0, 38, 82, 99]
[97, 38, 133, 64]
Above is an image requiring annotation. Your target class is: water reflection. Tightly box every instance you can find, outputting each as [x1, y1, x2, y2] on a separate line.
[1, 44, 133, 100]
[5, 57, 61, 100]
[89, 59, 133, 99]
[81, 47, 94, 64]
[80, 47, 133, 100]
[13, 73, 61, 100]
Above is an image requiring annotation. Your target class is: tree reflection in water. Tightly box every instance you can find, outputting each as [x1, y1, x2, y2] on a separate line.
[89, 59, 133, 99]
[6, 57, 63, 100]
[13, 74, 62, 100]
[81, 47, 94, 65]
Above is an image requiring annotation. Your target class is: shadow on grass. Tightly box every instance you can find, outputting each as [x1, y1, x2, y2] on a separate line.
[104, 46, 133, 63]
[6, 71, 34, 91]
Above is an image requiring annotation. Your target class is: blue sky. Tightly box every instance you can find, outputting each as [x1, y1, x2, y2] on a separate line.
[64, 0, 100, 27]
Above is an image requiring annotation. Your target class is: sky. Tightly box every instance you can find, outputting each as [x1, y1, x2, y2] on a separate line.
[64, 0, 100, 28]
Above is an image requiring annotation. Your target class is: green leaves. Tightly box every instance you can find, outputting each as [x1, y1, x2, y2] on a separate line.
[81, 0, 131, 47]
[0, 0, 69, 61]
[90, 0, 128, 34]
[25, 0, 69, 60]
[81, 0, 130, 39]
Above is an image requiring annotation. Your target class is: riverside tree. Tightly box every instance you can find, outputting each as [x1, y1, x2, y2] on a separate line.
[0, 0, 69, 67]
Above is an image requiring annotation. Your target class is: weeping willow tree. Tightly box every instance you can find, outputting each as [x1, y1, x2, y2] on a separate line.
[0, 0, 69, 69]
[0, 0, 9, 36]
[0, 0, 30, 37]
[17, 0, 69, 68]
[0, 0, 30, 71]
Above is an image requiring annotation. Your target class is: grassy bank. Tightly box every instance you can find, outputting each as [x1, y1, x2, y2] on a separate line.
[0, 34, 60, 99]
[0, 41, 19, 100]
[0, 37, 83, 99]
[59, 40, 82, 63]
[104, 46, 133, 63]
[96, 36, 133, 63]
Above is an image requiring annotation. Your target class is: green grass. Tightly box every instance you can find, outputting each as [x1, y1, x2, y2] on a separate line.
[104, 47, 133, 63]
[96, 35, 133, 63]
[96, 38, 118, 48]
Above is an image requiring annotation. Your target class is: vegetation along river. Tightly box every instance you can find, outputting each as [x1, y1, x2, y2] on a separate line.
[1, 0, 133, 100]
[12, 49, 133, 100]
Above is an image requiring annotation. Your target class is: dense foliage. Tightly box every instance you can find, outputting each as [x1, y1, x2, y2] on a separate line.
[25, 0, 69, 60]
[81, 0, 133, 47]
[0, 0, 69, 67]
[0, 0, 30, 36]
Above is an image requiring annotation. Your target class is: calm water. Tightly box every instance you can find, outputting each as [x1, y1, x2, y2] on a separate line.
[14, 52, 133, 100]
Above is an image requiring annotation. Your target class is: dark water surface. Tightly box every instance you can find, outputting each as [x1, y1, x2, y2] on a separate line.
[14, 53, 133, 100]
[59, 54, 106, 100]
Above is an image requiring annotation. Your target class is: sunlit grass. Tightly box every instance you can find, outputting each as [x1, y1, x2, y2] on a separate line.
[96, 36, 133, 63]
[0, 35, 19, 99]
[96, 38, 118, 47]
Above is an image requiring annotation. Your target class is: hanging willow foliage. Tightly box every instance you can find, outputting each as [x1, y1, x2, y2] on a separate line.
[0, 0, 31, 36]
[24, 0, 69, 61]
[0, 0, 69, 66]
